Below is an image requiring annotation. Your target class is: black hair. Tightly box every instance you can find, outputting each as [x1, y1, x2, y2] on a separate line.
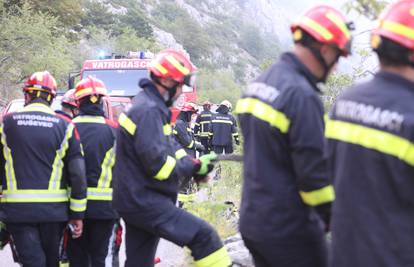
[375, 36, 412, 67]
[26, 90, 53, 105]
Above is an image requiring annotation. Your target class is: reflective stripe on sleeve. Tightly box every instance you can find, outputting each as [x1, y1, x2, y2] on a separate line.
[299, 185, 335, 206]
[194, 247, 232, 267]
[118, 113, 136, 135]
[235, 97, 290, 133]
[326, 118, 414, 166]
[70, 197, 87, 212]
[175, 149, 187, 159]
[87, 187, 113, 201]
[154, 156, 176, 180]
[187, 140, 194, 149]
[163, 124, 172, 136]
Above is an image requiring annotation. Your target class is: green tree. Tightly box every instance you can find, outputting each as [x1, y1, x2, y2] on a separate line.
[344, 0, 387, 19]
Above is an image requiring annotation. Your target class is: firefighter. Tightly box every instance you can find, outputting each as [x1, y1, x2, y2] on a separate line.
[113, 49, 231, 267]
[194, 100, 213, 153]
[55, 89, 78, 120]
[174, 103, 204, 207]
[0, 71, 87, 266]
[326, 1, 414, 266]
[235, 5, 352, 267]
[68, 77, 119, 267]
[208, 100, 239, 154]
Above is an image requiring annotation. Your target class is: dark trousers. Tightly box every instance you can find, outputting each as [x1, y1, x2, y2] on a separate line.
[68, 219, 116, 267]
[120, 200, 224, 267]
[7, 222, 65, 267]
[199, 137, 210, 155]
[213, 145, 233, 154]
[242, 235, 327, 267]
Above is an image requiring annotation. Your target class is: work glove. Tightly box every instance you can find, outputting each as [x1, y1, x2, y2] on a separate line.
[194, 153, 217, 182]
[195, 141, 205, 152]
[314, 202, 331, 233]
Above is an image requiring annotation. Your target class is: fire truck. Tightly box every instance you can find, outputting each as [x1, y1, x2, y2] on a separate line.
[69, 51, 197, 121]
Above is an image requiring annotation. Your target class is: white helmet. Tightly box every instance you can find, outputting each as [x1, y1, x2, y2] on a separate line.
[220, 100, 232, 110]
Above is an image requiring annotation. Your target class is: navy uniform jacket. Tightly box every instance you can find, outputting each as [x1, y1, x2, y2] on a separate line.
[236, 52, 334, 242]
[194, 110, 212, 139]
[174, 119, 196, 158]
[326, 71, 414, 267]
[209, 112, 238, 147]
[73, 114, 118, 219]
[0, 102, 86, 222]
[113, 79, 196, 216]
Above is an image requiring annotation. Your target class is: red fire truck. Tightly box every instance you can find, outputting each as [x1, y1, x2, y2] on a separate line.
[69, 52, 197, 121]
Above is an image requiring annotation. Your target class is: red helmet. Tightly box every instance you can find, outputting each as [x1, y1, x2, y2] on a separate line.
[181, 102, 198, 113]
[291, 5, 352, 56]
[371, 0, 414, 50]
[61, 89, 77, 108]
[23, 71, 57, 96]
[75, 76, 108, 101]
[149, 49, 196, 87]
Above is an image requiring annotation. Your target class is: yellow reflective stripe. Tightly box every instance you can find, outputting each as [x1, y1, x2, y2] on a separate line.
[154, 156, 176, 180]
[1, 125, 17, 190]
[177, 193, 195, 203]
[199, 133, 210, 137]
[1, 189, 68, 203]
[163, 124, 172, 136]
[74, 87, 106, 97]
[22, 103, 55, 115]
[212, 120, 232, 124]
[73, 116, 106, 124]
[326, 11, 351, 39]
[186, 127, 192, 132]
[173, 129, 178, 135]
[200, 121, 210, 124]
[175, 149, 187, 159]
[235, 98, 290, 133]
[381, 20, 414, 41]
[97, 146, 116, 188]
[70, 198, 87, 212]
[301, 17, 333, 40]
[232, 133, 239, 136]
[153, 62, 168, 74]
[195, 123, 200, 126]
[326, 119, 414, 166]
[60, 262, 69, 267]
[187, 140, 194, 149]
[299, 185, 335, 206]
[195, 247, 232, 267]
[49, 124, 74, 190]
[118, 113, 136, 135]
[87, 187, 113, 201]
[166, 55, 190, 75]
[201, 114, 212, 118]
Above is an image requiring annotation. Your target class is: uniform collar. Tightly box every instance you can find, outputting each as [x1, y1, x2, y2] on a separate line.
[375, 71, 414, 90]
[280, 52, 320, 93]
[139, 78, 171, 117]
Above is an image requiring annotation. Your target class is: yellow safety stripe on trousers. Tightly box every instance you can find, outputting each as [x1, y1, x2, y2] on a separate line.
[97, 146, 116, 189]
[381, 20, 414, 41]
[22, 103, 55, 115]
[119, 113, 136, 135]
[73, 116, 106, 124]
[194, 247, 232, 267]
[177, 193, 195, 203]
[299, 185, 335, 206]
[175, 149, 187, 159]
[154, 156, 176, 180]
[326, 118, 414, 166]
[1, 189, 68, 203]
[70, 197, 87, 212]
[300, 17, 333, 40]
[235, 97, 290, 134]
[49, 124, 74, 190]
[1, 125, 17, 190]
[325, 11, 351, 39]
[87, 187, 113, 201]
[187, 140, 194, 149]
[211, 120, 232, 124]
[163, 124, 172, 136]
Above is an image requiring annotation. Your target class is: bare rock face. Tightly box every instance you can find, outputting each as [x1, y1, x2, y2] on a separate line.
[224, 233, 254, 267]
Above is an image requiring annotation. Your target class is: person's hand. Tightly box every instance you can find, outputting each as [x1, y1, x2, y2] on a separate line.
[68, 219, 83, 239]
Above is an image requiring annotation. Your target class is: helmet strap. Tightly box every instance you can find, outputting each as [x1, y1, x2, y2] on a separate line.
[151, 74, 179, 107]
[308, 45, 339, 83]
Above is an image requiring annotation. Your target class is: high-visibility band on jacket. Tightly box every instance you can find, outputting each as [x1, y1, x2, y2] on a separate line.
[87, 187, 113, 201]
[1, 189, 68, 203]
[199, 133, 210, 137]
[211, 120, 232, 124]
[97, 146, 116, 189]
[299, 185, 335, 206]
[235, 97, 290, 134]
[73, 116, 106, 124]
[175, 149, 187, 159]
[154, 156, 176, 180]
[187, 140, 194, 149]
[232, 133, 239, 137]
[163, 124, 172, 136]
[201, 114, 212, 118]
[1, 125, 17, 191]
[70, 197, 87, 212]
[326, 118, 414, 166]
[178, 193, 195, 203]
[22, 103, 55, 115]
[200, 121, 210, 125]
[119, 113, 136, 135]
[194, 247, 232, 267]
